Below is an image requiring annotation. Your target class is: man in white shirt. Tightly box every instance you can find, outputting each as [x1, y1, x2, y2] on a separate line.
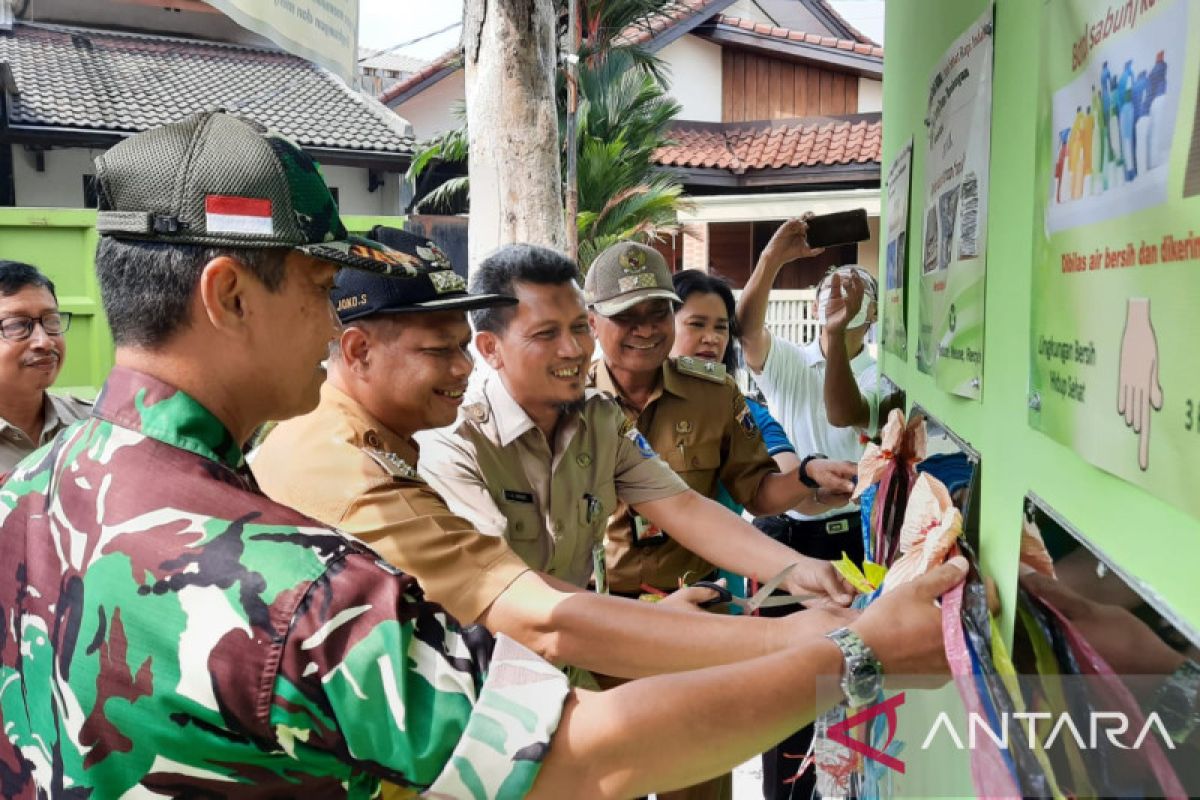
[735, 216, 881, 799]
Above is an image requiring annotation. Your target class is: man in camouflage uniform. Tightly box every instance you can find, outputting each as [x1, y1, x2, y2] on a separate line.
[0, 111, 966, 799]
[0, 112, 568, 798]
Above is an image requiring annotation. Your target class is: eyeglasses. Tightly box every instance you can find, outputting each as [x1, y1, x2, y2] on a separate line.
[0, 312, 72, 341]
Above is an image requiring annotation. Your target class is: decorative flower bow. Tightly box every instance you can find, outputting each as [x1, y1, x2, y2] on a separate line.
[881, 473, 962, 592]
[852, 409, 928, 501]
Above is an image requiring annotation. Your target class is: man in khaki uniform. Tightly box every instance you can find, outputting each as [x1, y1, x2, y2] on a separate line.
[418, 243, 855, 604]
[584, 242, 858, 596]
[253, 229, 851, 681]
[0, 261, 91, 476]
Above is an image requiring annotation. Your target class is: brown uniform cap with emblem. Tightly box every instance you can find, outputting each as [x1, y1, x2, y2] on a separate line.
[584, 242, 681, 316]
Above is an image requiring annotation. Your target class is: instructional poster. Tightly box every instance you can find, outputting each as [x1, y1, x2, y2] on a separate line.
[1031, 0, 1200, 519]
[883, 139, 913, 359]
[917, 5, 994, 399]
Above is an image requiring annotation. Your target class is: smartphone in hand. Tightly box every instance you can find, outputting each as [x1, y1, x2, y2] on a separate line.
[805, 209, 871, 248]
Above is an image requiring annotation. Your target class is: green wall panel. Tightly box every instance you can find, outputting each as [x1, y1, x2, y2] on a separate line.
[882, 0, 1200, 636]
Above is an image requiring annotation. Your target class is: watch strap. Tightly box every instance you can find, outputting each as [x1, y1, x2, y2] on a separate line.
[799, 452, 828, 488]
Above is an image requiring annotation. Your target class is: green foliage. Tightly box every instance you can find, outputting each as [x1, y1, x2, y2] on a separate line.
[405, 0, 688, 265]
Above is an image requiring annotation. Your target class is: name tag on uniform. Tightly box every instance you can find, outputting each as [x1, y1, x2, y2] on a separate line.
[503, 490, 534, 504]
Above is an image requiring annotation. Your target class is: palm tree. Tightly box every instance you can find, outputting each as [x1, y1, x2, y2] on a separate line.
[405, 0, 687, 270]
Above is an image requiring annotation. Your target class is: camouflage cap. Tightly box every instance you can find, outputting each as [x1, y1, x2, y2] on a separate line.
[92, 111, 402, 274]
[584, 241, 681, 316]
[333, 227, 516, 322]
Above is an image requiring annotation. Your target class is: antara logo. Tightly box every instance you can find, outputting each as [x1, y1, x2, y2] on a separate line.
[920, 710, 1176, 752]
[827, 692, 907, 773]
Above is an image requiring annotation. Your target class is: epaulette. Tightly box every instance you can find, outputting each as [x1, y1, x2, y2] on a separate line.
[463, 402, 489, 424]
[362, 447, 424, 482]
[674, 355, 726, 384]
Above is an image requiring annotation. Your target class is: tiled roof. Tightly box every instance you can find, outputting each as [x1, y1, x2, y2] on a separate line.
[655, 113, 881, 173]
[714, 15, 884, 58]
[379, 48, 459, 106]
[613, 0, 736, 47]
[0, 23, 414, 155]
[358, 49, 428, 74]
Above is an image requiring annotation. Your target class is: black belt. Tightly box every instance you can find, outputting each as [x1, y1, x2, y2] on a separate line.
[780, 511, 859, 536]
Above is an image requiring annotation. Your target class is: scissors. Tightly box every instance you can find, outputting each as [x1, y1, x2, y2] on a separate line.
[694, 563, 816, 613]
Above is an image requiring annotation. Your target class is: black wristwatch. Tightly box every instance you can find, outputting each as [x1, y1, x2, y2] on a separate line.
[799, 452, 828, 489]
[826, 627, 884, 706]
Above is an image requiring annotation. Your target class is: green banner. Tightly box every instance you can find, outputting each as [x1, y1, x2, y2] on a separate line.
[883, 139, 913, 360]
[1031, 0, 1200, 518]
[917, 5, 994, 399]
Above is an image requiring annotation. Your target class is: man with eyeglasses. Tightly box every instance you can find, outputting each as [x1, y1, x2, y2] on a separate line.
[0, 260, 90, 476]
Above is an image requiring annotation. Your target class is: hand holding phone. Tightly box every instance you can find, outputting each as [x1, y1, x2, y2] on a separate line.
[804, 208, 871, 249]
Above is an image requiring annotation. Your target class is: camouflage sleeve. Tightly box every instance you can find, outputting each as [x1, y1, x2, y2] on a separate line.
[274, 552, 569, 798]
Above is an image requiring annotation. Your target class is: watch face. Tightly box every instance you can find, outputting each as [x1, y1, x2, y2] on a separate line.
[849, 658, 883, 699]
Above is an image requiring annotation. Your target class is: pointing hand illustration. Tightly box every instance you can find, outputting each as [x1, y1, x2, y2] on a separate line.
[1116, 298, 1163, 471]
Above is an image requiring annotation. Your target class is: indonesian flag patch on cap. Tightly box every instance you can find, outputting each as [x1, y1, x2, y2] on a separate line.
[205, 195, 274, 235]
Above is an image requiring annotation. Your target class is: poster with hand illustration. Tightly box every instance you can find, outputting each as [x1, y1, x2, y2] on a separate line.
[1031, 0, 1200, 520]
[917, 5, 993, 398]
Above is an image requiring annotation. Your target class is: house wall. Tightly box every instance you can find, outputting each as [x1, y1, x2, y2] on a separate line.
[857, 76, 883, 113]
[393, 71, 467, 140]
[319, 164, 402, 217]
[11, 145, 106, 208]
[721, 51, 859, 122]
[660, 36, 724, 122]
[9, 145, 399, 216]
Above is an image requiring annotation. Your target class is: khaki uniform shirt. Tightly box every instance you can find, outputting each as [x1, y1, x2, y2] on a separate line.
[0, 391, 92, 476]
[590, 358, 779, 593]
[417, 372, 689, 588]
[250, 382, 531, 624]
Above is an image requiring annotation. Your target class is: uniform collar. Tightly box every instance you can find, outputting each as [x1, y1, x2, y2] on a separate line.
[93, 366, 246, 470]
[0, 393, 69, 441]
[590, 359, 674, 408]
[481, 372, 540, 448]
[319, 381, 418, 462]
[479, 371, 590, 450]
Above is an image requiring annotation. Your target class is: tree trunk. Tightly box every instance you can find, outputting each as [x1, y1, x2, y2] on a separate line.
[463, 0, 566, 269]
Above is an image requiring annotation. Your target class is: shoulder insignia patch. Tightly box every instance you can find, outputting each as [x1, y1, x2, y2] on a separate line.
[734, 402, 759, 439]
[363, 447, 424, 482]
[624, 426, 658, 459]
[675, 355, 726, 383]
[463, 402, 490, 424]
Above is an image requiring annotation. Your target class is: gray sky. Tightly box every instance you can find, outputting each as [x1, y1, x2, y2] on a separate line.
[358, 1, 885, 62]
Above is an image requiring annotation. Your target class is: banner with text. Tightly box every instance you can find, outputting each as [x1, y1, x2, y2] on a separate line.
[204, 0, 358, 81]
[918, 5, 994, 399]
[884, 139, 914, 359]
[1031, 0, 1200, 519]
